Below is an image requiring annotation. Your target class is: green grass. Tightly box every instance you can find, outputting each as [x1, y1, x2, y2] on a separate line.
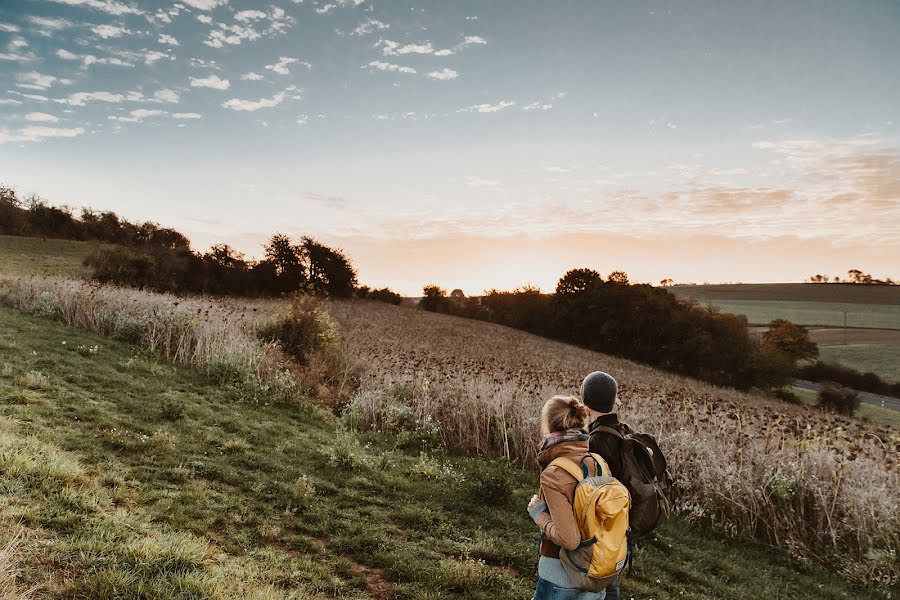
[790, 386, 900, 429]
[819, 343, 900, 382]
[699, 299, 900, 329]
[0, 305, 882, 599]
[0, 235, 95, 278]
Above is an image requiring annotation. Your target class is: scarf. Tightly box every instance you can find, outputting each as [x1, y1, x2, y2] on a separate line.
[537, 427, 588, 455]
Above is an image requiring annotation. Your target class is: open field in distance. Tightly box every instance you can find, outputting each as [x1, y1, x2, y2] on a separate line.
[0, 235, 94, 279]
[672, 283, 900, 305]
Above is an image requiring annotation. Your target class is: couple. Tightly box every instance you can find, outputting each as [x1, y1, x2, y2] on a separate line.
[526, 371, 671, 600]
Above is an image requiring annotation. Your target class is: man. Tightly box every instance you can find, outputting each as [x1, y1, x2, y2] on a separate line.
[581, 371, 626, 600]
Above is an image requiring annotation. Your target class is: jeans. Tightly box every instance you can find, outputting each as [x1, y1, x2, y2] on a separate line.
[604, 577, 620, 600]
[533, 578, 606, 600]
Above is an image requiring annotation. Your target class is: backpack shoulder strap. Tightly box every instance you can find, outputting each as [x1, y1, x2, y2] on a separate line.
[591, 424, 626, 440]
[587, 453, 610, 477]
[547, 457, 584, 482]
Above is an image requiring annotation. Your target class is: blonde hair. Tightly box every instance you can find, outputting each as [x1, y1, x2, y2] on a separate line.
[541, 395, 590, 435]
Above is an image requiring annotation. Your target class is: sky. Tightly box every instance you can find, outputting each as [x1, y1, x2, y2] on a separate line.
[1, 0, 898, 295]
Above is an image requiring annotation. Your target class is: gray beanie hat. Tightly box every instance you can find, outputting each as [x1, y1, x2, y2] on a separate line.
[580, 371, 618, 413]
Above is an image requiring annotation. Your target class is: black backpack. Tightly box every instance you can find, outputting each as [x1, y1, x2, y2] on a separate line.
[591, 424, 673, 537]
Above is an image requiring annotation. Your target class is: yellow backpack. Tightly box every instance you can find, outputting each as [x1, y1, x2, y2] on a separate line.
[545, 453, 631, 592]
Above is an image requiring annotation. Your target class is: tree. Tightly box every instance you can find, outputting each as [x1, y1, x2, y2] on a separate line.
[762, 319, 819, 362]
[301, 236, 357, 297]
[818, 383, 860, 416]
[450, 288, 466, 299]
[807, 274, 829, 283]
[659, 278, 674, 287]
[420, 285, 448, 312]
[556, 268, 603, 295]
[263, 234, 306, 294]
[607, 270, 630, 284]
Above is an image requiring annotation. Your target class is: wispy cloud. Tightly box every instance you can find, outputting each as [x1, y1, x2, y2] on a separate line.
[222, 91, 287, 111]
[190, 74, 231, 90]
[265, 56, 309, 75]
[427, 68, 458, 80]
[365, 60, 416, 74]
[25, 112, 59, 122]
[458, 100, 515, 113]
[55, 91, 125, 106]
[45, 0, 142, 16]
[0, 125, 85, 144]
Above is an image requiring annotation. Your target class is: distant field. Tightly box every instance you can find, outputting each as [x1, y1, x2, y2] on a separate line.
[672, 283, 900, 304]
[0, 235, 94, 278]
[693, 298, 900, 329]
[791, 385, 900, 429]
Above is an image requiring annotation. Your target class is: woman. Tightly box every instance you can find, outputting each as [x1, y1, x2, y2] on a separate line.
[526, 395, 606, 600]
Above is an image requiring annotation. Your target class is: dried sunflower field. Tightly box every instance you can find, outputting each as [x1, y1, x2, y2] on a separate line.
[329, 299, 899, 588]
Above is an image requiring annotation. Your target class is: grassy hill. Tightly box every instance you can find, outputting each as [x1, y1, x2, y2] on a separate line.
[0, 303, 879, 599]
[0, 235, 94, 279]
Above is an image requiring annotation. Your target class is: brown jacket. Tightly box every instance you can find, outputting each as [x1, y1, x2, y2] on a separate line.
[535, 439, 601, 558]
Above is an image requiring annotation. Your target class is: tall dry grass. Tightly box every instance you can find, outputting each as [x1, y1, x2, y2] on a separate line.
[0, 276, 292, 395]
[329, 299, 899, 589]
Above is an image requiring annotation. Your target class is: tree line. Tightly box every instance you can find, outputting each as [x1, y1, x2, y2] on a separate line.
[1, 184, 395, 300]
[807, 269, 896, 285]
[420, 269, 804, 390]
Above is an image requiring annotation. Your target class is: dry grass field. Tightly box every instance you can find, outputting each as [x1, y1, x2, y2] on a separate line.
[1, 276, 898, 595]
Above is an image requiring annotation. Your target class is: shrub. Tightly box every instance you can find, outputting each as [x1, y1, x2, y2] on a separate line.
[799, 361, 899, 399]
[258, 295, 336, 366]
[772, 387, 801, 404]
[818, 382, 861, 416]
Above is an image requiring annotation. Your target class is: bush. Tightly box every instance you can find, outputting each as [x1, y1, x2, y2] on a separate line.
[818, 382, 861, 416]
[258, 295, 336, 366]
[773, 387, 800, 404]
[799, 361, 899, 399]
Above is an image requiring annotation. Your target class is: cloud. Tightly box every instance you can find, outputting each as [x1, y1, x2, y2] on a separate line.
[158, 34, 179, 46]
[197, 14, 213, 24]
[0, 125, 85, 144]
[379, 40, 434, 56]
[190, 74, 231, 90]
[348, 18, 388, 36]
[109, 108, 165, 123]
[56, 91, 125, 106]
[0, 23, 19, 33]
[235, 10, 268, 21]
[181, 0, 225, 9]
[56, 49, 79, 60]
[315, 4, 336, 14]
[222, 91, 287, 111]
[265, 56, 301, 75]
[92, 24, 129, 38]
[45, 0, 142, 16]
[204, 8, 294, 47]
[458, 100, 515, 113]
[427, 68, 458, 80]
[25, 112, 59, 123]
[173, 112, 202, 119]
[144, 50, 171, 64]
[0, 99, 23, 106]
[152, 88, 180, 103]
[17, 72, 57, 90]
[241, 72, 264, 80]
[461, 35, 486, 46]
[366, 60, 415, 74]
[465, 176, 503, 190]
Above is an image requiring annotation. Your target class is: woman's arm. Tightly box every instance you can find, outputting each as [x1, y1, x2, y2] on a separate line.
[530, 469, 582, 551]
